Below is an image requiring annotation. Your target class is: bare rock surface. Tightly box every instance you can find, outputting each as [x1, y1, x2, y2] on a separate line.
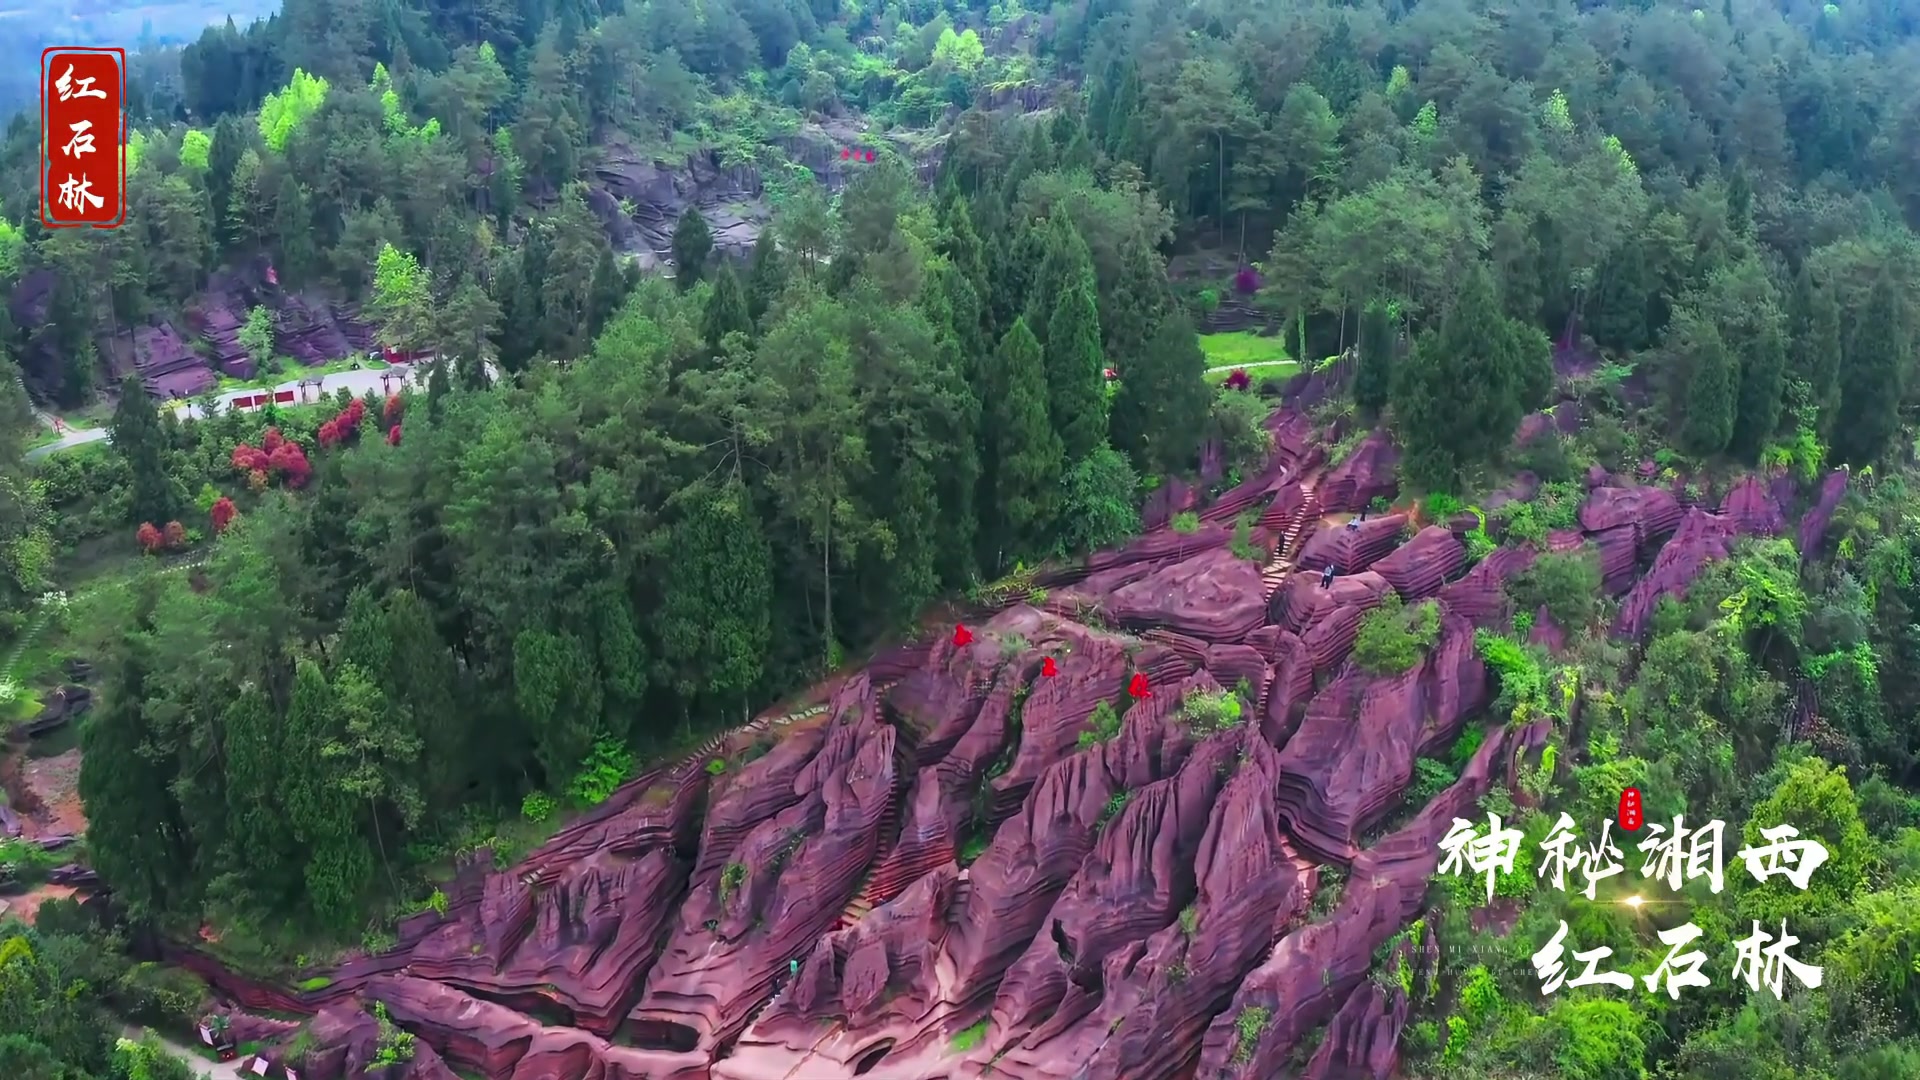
[162, 394, 1746, 1080]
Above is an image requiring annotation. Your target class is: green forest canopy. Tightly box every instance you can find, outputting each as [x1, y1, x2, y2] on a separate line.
[0, 0, 1917, 1076]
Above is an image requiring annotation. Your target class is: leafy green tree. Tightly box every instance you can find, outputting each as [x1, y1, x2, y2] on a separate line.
[1391, 266, 1550, 490]
[109, 376, 177, 528]
[1058, 446, 1139, 554]
[673, 206, 713, 290]
[982, 318, 1062, 565]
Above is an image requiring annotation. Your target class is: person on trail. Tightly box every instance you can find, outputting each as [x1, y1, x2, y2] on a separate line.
[1321, 564, 1336, 589]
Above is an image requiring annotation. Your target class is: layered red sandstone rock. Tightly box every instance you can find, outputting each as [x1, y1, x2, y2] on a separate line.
[182, 407, 1794, 1080]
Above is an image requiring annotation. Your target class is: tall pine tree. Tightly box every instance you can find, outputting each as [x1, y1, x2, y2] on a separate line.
[703, 265, 751, 352]
[109, 375, 178, 527]
[1680, 320, 1737, 456]
[673, 207, 713, 291]
[1044, 281, 1108, 460]
[1789, 266, 1843, 438]
[984, 318, 1063, 568]
[1391, 265, 1551, 490]
[1833, 277, 1906, 466]
[1355, 299, 1395, 417]
[745, 228, 786, 326]
[1111, 314, 1210, 474]
[1025, 214, 1094, 351]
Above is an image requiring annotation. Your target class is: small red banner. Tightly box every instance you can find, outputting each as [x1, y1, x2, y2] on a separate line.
[41, 47, 127, 229]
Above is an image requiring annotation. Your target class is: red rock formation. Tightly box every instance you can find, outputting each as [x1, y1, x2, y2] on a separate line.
[1578, 484, 1682, 546]
[1798, 468, 1849, 558]
[1586, 524, 1641, 595]
[1199, 720, 1529, 1078]
[1614, 508, 1738, 639]
[1371, 526, 1468, 600]
[1436, 548, 1534, 627]
[1720, 474, 1786, 536]
[1106, 547, 1269, 640]
[1295, 515, 1410, 575]
[1318, 431, 1399, 513]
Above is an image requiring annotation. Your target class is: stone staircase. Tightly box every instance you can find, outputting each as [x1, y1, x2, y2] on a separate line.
[1260, 481, 1320, 601]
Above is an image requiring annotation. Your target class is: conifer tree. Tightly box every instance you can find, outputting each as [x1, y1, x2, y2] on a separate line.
[281, 658, 373, 929]
[109, 375, 178, 527]
[1355, 299, 1395, 417]
[1111, 313, 1210, 473]
[1730, 319, 1787, 460]
[1044, 281, 1108, 460]
[703, 265, 751, 352]
[1588, 239, 1655, 353]
[1789, 267, 1843, 437]
[745, 228, 786, 326]
[1680, 320, 1737, 456]
[1390, 265, 1550, 490]
[984, 318, 1063, 566]
[1025, 214, 1094, 350]
[673, 207, 712, 290]
[1833, 277, 1906, 466]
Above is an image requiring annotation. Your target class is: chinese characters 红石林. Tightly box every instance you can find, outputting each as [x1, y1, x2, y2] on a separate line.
[1437, 812, 1829, 998]
[49, 62, 111, 218]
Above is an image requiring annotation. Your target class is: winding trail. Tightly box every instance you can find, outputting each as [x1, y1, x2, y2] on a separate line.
[120, 1024, 238, 1080]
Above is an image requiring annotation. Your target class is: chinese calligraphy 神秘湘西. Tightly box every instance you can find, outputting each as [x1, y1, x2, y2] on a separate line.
[1438, 811, 1830, 998]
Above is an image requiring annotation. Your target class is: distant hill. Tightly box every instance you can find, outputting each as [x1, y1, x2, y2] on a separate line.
[0, 1, 279, 120]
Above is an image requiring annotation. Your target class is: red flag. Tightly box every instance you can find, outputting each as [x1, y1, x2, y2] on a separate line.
[952, 625, 972, 647]
[1040, 656, 1057, 678]
[1128, 673, 1150, 699]
[842, 147, 850, 160]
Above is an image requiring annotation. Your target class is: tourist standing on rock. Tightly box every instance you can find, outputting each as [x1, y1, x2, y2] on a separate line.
[1321, 564, 1336, 589]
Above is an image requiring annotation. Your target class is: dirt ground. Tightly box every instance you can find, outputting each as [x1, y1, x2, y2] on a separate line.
[1, 883, 77, 925]
[18, 747, 87, 837]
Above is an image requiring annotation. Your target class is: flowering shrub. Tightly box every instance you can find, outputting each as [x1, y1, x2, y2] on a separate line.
[211, 496, 238, 534]
[387, 424, 401, 446]
[318, 398, 368, 449]
[383, 393, 404, 427]
[136, 522, 163, 553]
[268, 441, 311, 487]
[1225, 368, 1252, 392]
[163, 521, 187, 549]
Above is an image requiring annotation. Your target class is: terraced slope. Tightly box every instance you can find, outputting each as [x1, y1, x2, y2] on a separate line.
[174, 391, 1852, 1080]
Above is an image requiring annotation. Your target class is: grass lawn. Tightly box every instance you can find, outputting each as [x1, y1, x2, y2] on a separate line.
[1198, 331, 1296, 382]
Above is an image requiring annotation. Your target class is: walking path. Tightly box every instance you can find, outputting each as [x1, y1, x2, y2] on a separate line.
[120, 1024, 240, 1080]
[28, 364, 433, 460]
[1203, 360, 1296, 375]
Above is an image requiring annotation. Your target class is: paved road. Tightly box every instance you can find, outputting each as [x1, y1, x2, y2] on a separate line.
[28, 364, 430, 460]
[120, 1024, 241, 1080]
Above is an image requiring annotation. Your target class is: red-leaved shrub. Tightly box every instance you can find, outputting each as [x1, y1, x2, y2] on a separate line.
[136, 522, 163, 553]
[247, 468, 268, 492]
[261, 427, 285, 453]
[318, 399, 369, 451]
[1225, 368, 1251, 391]
[231, 444, 269, 472]
[163, 521, 187, 549]
[387, 424, 401, 446]
[211, 496, 237, 534]
[268, 441, 311, 488]
[383, 393, 403, 427]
